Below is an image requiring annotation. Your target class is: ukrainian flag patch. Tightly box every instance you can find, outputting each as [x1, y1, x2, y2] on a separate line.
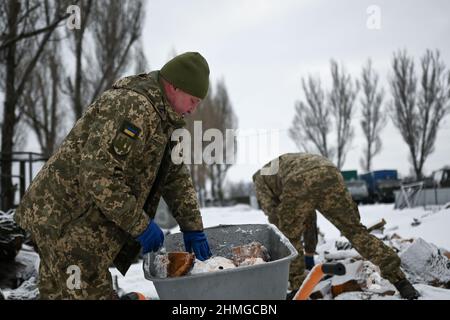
[121, 120, 141, 140]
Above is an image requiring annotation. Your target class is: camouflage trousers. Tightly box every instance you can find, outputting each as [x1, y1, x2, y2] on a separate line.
[279, 166, 405, 289]
[302, 211, 318, 255]
[32, 207, 126, 299]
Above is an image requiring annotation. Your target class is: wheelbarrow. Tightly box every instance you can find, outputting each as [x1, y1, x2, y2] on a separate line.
[143, 224, 298, 300]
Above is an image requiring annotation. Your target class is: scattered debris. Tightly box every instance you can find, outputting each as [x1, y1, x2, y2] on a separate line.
[239, 257, 266, 266]
[0, 210, 25, 262]
[150, 241, 271, 278]
[411, 218, 421, 227]
[152, 254, 169, 278]
[399, 238, 450, 288]
[444, 251, 450, 260]
[324, 249, 361, 261]
[331, 280, 363, 297]
[167, 252, 195, 277]
[327, 261, 396, 298]
[231, 241, 270, 265]
[1, 277, 39, 300]
[367, 218, 387, 233]
[335, 241, 352, 251]
[191, 241, 271, 275]
[0, 244, 39, 294]
[309, 279, 332, 300]
[190, 257, 236, 274]
[312, 227, 450, 299]
[151, 252, 195, 278]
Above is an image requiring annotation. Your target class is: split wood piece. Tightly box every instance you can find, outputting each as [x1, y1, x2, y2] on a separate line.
[167, 252, 195, 277]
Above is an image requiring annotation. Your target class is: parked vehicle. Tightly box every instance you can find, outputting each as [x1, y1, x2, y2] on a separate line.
[345, 179, 370, 204]
[341, 170, 358, 181]
[432, 167, 450, 188]
[341, 170, 370, 204]
[360, 170, 401, 203]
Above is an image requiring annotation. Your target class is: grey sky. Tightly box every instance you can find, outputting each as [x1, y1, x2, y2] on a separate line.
[143, 0, 450, 182]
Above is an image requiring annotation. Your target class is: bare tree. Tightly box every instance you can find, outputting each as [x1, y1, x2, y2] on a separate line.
[133, 40, 149, 75]
[21, 36, 65, 158]
[390, 49, 450, 179]
[184, 93, 212, 206]
[208, 80, 238, 205]
[0, 0, 71, 210]
[289, 76, 333, 159]
[65, 0, 94, 120]
[88, 0, 145, 104]
[184, 80, 238, 206]
[65, 0, 145, 120]
[360, 59, 386, 172]
[328, 60, 359, 169]
[0, 1, 73, 51]
[189, 163, 208, 207]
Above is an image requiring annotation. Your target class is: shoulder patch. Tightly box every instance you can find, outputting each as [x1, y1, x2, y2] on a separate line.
[111, 120, 142, 157]
[121, 120, 141, 140]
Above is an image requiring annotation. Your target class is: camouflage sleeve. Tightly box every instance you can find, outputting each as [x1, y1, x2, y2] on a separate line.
[253, 173, 279, 225]
[161, 163, 204, 232]
[79, 90, 155, 237]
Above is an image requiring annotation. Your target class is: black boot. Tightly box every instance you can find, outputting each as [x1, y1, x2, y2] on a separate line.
[394, 279, 420, 300]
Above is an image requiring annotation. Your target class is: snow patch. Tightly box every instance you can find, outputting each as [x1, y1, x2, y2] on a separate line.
[400, 238, 450, 285]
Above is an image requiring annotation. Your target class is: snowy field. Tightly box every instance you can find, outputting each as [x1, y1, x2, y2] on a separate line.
[110, 203, 450, 300]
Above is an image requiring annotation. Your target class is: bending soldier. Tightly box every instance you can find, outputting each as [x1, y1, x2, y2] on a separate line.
[15, 52, 212, 299]
[253, 153, 419, 300]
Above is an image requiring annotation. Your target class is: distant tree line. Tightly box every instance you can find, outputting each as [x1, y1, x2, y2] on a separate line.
[289, 49, 450, 179]
[184, 79, 238, 207]
[0, 1, 239, 210]
[0, 0, 147, 210]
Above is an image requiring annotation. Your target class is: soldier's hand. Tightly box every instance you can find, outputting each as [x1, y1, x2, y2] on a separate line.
[136, 220, 164, 254]
[183, 231, 212, 261]
[394, 279, 420, 300]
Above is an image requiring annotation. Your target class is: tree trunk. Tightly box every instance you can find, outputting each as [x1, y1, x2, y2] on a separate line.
[1, 0, 20, 210]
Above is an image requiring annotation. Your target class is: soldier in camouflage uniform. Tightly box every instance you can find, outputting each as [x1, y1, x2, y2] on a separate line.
[14, 52, 212, 299]
[253, 153, 419, 299]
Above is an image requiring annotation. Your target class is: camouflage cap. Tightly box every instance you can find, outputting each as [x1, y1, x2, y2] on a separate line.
[160, 52, 210, 99]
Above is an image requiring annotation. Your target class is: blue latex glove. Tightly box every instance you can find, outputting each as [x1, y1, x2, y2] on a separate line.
[183, 231, 212, 261]
[304, 255, 315, 270]
[136, 220, 164, 254]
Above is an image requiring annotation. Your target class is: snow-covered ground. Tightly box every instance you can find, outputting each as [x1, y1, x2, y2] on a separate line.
[110, 204, 450, 300]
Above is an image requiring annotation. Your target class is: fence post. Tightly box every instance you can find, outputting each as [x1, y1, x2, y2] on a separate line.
[29, 153, 33, 187]
[19, 160, 26, 200]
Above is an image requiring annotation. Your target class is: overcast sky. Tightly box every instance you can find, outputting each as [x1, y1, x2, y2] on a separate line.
[143, 0, 450, 183]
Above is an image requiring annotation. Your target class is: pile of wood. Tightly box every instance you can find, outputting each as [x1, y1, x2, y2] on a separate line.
[152, 241, 271, 278]
[312, 218, 450, 299]
[308, 261, 397, 299]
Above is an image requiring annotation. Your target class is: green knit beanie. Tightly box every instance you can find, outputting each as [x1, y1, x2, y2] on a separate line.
[160, 52, 210, 99]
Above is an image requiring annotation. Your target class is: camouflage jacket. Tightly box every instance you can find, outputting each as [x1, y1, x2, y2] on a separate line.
[252, 153, 336, 223]
[15, 71, 204, 243]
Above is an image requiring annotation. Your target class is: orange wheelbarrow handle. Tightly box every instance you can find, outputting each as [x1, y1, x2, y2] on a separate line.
[292, 263, 346, 300]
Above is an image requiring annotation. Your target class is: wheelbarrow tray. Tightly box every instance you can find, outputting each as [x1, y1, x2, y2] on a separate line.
[143, 224, 298, 300]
